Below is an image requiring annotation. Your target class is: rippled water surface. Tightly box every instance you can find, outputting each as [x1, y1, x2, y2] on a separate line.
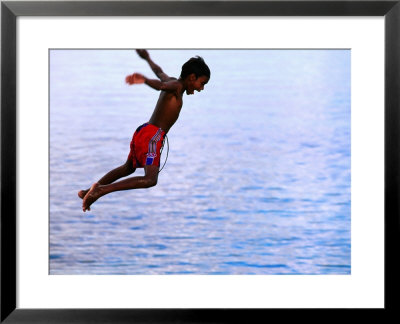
[50, 50, 351, 274]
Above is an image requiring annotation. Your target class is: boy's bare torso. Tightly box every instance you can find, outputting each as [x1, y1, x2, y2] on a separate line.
[149, 88, 183, 133]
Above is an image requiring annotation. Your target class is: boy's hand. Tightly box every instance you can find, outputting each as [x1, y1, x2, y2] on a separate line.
[125, 73, 146, 85]
[136, 49, 149, 60]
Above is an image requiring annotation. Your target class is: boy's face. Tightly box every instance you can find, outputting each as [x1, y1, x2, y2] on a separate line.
[186, 74, 209, 95]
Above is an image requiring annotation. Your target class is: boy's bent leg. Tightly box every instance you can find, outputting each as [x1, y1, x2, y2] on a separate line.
[78, 159, 136, 199]
[82, 165, 159, 212]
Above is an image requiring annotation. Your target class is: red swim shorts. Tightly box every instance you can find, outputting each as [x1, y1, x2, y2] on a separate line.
[128, 123, 166, 168]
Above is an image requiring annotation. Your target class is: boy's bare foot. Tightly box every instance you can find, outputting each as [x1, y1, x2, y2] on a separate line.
[78, 189, 89, 199]
[82, 183, 102, 212]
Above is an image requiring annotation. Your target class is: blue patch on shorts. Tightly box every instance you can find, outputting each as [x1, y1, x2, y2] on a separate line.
[146, 156, 155, 165]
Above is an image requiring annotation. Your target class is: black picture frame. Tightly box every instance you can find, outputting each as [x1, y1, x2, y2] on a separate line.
[1, 0, 399, 322]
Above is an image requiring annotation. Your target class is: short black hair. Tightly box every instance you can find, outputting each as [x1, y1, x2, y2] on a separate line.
[180, 56, 211, 80]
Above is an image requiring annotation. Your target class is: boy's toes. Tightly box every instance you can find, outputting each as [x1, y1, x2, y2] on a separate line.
[82, 200, 90, 212]
[82, 183, 99, 212]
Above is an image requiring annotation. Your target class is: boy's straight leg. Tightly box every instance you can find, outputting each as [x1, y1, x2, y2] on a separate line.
[97, 158, 136, 185]
[99, 164, 158, 194]
[78, 158, 136, 199]
[82, 164, 159, 212]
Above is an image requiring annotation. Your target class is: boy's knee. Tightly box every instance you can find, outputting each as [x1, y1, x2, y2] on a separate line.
[147, 178, 158, 188]
[144, 176, 157, 188]
[143, 165, 158, 188]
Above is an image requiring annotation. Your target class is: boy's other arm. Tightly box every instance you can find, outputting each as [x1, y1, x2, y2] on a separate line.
[136, 49, 173, 82]
[126, 73, 181, 92]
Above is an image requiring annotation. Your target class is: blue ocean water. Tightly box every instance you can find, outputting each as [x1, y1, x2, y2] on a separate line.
[49, 49, 351, 275]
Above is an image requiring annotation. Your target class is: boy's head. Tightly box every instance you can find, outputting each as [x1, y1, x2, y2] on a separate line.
[180, 56, 210, 95]
[180, 56, 211, 80]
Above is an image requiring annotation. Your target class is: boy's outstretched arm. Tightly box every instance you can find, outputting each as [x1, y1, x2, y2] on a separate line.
[125, 73, 182, 92]
[136, 49, 174, 82]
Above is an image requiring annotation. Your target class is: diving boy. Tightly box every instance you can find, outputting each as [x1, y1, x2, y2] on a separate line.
[78, 50, 210, 212]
